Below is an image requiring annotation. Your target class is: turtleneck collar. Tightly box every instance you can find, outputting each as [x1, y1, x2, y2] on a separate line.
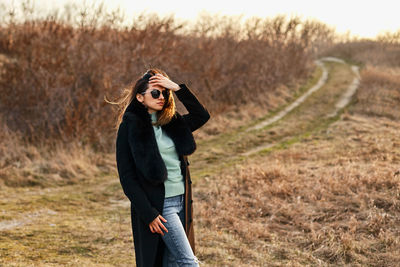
[150, 112, 157, 123]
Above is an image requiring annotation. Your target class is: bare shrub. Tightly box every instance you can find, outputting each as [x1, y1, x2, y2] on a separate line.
[0, 2, 333, 152]
[321, 35, 400, 68]
[350, 66, 400, 120]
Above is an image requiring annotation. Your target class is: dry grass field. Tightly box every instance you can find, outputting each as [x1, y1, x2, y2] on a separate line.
[2, 56, 399, 266]
[1, 3, 400, 266]
[190, 59, 400, 266]
[196, 113, 400, 266]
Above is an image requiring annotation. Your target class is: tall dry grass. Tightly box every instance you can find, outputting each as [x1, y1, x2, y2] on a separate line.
[351, 66, 400, 120]
[0, 2, 337, 186]
[195, 114, 400, 265]
[321, 28, 400, 123]
[0, 114, 114, 187]
[0, 2, 334, 152]
[320, 30, 400, 68]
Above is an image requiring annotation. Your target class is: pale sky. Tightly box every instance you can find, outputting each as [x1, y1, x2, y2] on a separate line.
[2, 0, 400, 38]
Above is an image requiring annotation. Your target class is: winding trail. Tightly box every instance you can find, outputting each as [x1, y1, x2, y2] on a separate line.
[246, 59, 329, 132]
[189, 57, 361, 171]
[0, 56, 362, 266]
[327, 64, 360, 118]
[0, 209, 57, 231]
[241, 57, 360, 156]
[0, 57, 360, 232]
[246, 57, 359, 132]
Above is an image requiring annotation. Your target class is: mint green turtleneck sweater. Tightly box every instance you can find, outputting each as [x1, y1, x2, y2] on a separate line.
[150, 112, 185, 198]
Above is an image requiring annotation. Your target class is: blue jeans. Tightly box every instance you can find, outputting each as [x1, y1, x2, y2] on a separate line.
[161, 194, 200, 267]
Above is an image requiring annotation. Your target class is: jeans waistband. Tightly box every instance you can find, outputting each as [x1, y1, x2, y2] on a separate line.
[165, 193, 184, 202]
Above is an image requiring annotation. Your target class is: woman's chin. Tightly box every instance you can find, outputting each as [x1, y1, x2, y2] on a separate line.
[147, 106, 163, 113]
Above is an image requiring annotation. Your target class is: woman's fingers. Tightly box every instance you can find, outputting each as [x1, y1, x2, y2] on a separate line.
[150, 75, 168, 84]
[156, 217, 168, 234]
[154, 224, 164, 236]
[149, 216, 168, 235]
[150, 80, 165, 87]
[158, 216, 168, 232]
[149, 74, 164, 82]
[149, 75, 179, 91]
[158, 221, 168, 233]
[159, 215, 167, 222]
[149, 77, 163, 86]
[152, 74, 164, 79]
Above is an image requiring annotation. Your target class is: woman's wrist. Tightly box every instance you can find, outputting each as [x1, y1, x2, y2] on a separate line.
[173, 83, 181, 91]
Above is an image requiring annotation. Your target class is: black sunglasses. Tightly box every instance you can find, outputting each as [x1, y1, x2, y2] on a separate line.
[142, 72, 153, 80]
[141, 88, 170, 99]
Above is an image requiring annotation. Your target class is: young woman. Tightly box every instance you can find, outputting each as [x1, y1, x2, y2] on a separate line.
[115, 68, 210, 266]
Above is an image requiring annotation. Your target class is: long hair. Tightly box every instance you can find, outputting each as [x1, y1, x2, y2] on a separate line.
[106, 68, 176, 129]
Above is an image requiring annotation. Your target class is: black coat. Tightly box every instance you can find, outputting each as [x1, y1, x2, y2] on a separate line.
[115, 84, 210, 267]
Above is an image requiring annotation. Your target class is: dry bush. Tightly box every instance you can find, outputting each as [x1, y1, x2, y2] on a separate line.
[350, 66, 400, 120]
[0, 2, 336, 187]
[322, 29, 400, 123]
[0, 115, 114, 188]
[320, 34, 400, 68]
[377, 30, 400, 44]
[0, 2, 334, 152]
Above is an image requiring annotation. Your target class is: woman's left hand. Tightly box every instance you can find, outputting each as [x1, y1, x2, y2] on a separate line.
[149, 74, 180, 92]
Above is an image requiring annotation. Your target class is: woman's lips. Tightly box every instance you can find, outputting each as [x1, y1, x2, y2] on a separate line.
[157, 102, 164, 105]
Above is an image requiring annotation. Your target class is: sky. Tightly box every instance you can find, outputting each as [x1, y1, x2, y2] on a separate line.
[2, 0, 400, 38]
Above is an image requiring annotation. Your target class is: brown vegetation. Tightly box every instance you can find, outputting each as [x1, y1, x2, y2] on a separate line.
[195, 112, 400, 266]
[1, 1, 400, 266]
[0, 4, 334, 151]
[353, 66, 400, 120]
[322, 30, 400, 122]
[0, 2, 335, 187]
[321, 30, 400, 68]
[191, 43, 400, 265]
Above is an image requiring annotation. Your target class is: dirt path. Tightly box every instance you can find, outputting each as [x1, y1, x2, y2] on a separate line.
[0, 57, 361, 266]
[242, 57, 360, 156]
[0, 209, 58, 231]
[327, 64, 360, 118]
[246, 59, 329, 132]
[190, 57, 360, 178]
[246, 57, 358, 132]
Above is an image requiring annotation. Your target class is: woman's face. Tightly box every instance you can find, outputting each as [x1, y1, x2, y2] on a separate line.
[136, 83, 167, 114]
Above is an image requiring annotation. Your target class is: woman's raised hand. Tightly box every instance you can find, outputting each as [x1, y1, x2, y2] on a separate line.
[149, 74, 180, 91]
[149, 214, 168, 236]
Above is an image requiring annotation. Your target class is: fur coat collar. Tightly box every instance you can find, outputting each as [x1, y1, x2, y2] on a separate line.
[122, 97, 196, 185]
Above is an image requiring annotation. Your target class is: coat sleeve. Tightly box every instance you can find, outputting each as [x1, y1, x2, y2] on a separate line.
[174, 83, 211, 132]
[115, 121, 160, 226]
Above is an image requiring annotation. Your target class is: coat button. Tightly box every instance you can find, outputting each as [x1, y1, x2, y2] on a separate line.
[187, 160, 190, 166]
[190, 200, 193, 204]
[189, 218, 193, 222]
[189, 180, 192, 184]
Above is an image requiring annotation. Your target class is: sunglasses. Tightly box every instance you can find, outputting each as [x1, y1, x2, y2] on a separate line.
[142, 72, 153, 80]
[141, 88, 170, 99]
